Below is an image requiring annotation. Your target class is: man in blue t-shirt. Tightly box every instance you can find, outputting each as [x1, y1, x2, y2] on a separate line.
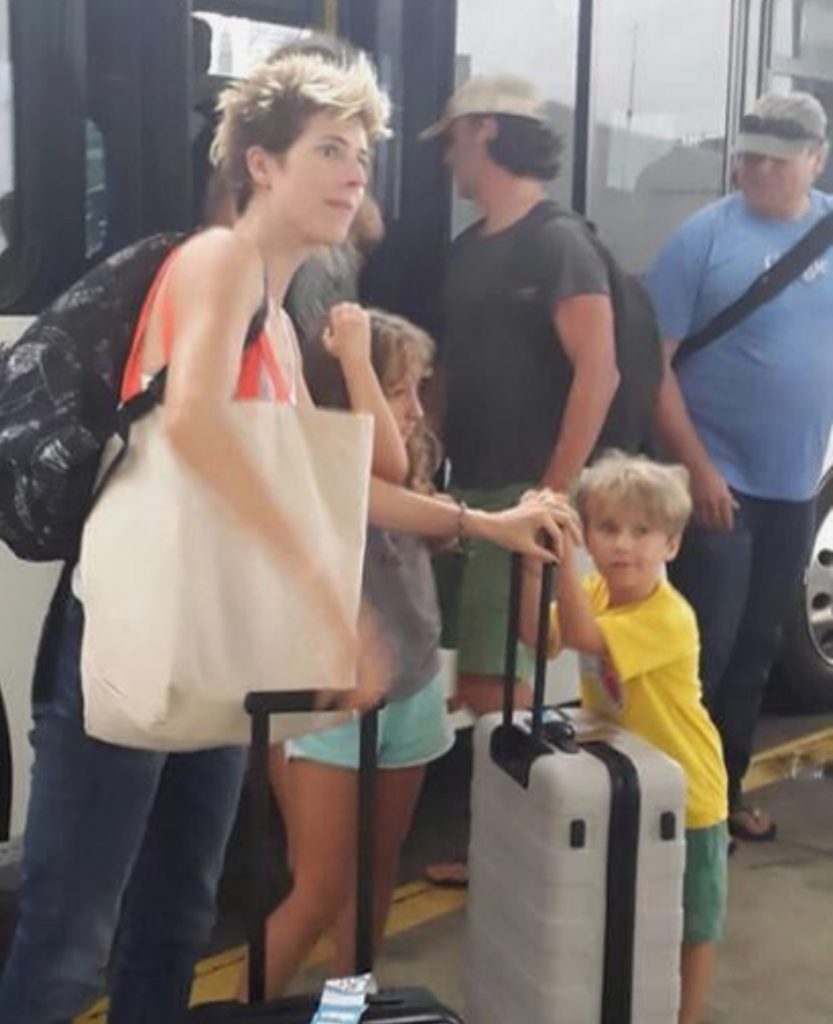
[646, 91, 832, 843]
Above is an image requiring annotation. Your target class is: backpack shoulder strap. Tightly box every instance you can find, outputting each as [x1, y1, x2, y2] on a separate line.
[673, 208, 833, 370]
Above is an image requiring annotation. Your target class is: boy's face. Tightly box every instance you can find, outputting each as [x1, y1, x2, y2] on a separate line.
[584, 498, 680, 605]
[255, 110, 370, 247]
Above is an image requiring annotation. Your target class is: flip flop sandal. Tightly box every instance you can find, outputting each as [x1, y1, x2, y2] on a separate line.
[424, 861, 469, 889]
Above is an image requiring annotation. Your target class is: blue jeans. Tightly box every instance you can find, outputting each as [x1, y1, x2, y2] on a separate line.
[0, 593, 246, 1023]
[669, 491, 814, 809]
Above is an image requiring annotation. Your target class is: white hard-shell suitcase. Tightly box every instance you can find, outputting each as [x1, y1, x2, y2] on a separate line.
[464, 557, 687, 1024]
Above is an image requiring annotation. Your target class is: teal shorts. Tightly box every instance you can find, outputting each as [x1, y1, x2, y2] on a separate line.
[286, 673, 454, 770]
[683, 822, 729, 944]
[433, 483, 534, 681]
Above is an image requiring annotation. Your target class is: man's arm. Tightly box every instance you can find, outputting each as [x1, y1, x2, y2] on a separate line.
[541, 294, 620, 492]
[655, 343, 737, 531]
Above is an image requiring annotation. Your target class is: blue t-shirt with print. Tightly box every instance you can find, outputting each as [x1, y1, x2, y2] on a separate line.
[645, 189, 833, 501]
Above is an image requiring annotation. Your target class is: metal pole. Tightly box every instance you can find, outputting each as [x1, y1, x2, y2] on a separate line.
[571, 0, 595, 215]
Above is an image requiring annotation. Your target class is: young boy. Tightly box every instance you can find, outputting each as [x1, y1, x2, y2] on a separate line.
[520, 451, 729, 1024]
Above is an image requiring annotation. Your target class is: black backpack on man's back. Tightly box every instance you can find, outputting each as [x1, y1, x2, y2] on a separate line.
[0, 233, 182, 562]
[516, 202, 663, 455]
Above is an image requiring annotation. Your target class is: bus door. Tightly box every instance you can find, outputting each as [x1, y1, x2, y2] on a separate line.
[756, 0, 833, 191]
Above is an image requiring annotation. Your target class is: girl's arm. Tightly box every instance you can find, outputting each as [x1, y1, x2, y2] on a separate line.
[158, 231, 358, 659]
[323, 304, 409, 484]
[368, 479, 576, 561]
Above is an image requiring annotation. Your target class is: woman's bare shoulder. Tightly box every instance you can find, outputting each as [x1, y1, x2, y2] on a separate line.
[169, 228, 264, 297]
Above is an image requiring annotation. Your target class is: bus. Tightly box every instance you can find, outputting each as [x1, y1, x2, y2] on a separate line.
[0, 0, 832, 847]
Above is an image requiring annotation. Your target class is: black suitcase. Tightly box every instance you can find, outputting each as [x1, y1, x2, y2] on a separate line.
[190, 691, 462, 1023]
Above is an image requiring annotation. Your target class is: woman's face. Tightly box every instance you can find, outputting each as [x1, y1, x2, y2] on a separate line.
[256, 111, 371, 248]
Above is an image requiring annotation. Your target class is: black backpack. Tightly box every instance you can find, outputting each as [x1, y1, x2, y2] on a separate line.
[0, 233, 183, 562]
[520, 203, 664, 454]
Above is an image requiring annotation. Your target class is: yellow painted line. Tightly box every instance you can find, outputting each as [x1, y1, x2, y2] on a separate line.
[744, 726, 833, 794]
[74, 726, 833, 1020]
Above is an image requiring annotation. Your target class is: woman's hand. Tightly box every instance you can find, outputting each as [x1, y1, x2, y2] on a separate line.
[313, 601, 391, 713]
[322, 303, 371, 367]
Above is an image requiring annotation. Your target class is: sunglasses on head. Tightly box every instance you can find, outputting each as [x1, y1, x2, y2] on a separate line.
[740, 113, 821, 142]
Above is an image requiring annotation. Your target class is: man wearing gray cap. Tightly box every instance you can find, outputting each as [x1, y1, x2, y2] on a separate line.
[419, 74, 620, 885]
[646, 91, 832, 846]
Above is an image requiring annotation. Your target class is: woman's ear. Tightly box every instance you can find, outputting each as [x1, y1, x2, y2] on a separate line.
[245, 145, 275, 192]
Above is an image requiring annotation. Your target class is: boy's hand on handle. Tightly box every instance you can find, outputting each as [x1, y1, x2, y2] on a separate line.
[322, 303, 371, 366]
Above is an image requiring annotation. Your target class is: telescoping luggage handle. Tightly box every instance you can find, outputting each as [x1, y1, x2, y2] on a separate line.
[492, 550, 579, 787]
[243, 691, 379, 1003]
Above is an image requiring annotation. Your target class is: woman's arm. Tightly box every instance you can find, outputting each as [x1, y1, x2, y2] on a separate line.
[158, 231, 357, 652]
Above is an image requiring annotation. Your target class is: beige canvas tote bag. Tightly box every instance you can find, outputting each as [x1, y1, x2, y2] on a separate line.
[74, 402, 372, 750]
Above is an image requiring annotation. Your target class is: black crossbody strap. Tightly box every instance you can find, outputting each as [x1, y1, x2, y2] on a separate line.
[672, 209, 833, 370]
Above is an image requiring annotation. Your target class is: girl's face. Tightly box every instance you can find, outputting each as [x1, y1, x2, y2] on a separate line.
[253, 110, 370, 248]
[385, 371, 424, 441]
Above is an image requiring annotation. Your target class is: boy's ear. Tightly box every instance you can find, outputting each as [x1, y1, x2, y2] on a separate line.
[665, 532, 682, 561]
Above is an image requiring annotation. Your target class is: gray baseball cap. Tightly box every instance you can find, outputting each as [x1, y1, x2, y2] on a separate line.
[735, 91, 828, 159]
[419, 74, 546, 141]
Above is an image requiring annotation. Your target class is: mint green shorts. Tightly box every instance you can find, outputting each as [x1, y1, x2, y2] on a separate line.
[434, 483, 534, 681]
[683, 822, 729, 944]
[286, 674, 454, 770]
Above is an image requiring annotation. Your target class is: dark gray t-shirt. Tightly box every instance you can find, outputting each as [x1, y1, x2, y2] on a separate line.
[442, 201, 610, 489]
[362, 527, 441, 703]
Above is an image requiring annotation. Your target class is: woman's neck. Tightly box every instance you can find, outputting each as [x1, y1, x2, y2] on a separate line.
[232, 201, 311, 307]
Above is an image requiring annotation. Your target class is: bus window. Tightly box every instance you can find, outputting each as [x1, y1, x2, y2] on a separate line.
[194, 11, 312, 78]
[452, 0, 578, 236]
[767, 0, 833, 192]
[771, 0, 833, 75]
[745, 0, 765, 108]
[588, 0, 734, 272]
[0, 0, 14, 259]
[189, 9, 318, 223]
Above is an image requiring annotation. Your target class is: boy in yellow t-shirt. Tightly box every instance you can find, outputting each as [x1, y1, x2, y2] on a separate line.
[520, 451, 728, 1024]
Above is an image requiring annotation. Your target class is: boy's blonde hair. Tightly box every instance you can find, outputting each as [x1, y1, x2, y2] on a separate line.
[211, 50, 391, 211]
[575, 450, 692, 536]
